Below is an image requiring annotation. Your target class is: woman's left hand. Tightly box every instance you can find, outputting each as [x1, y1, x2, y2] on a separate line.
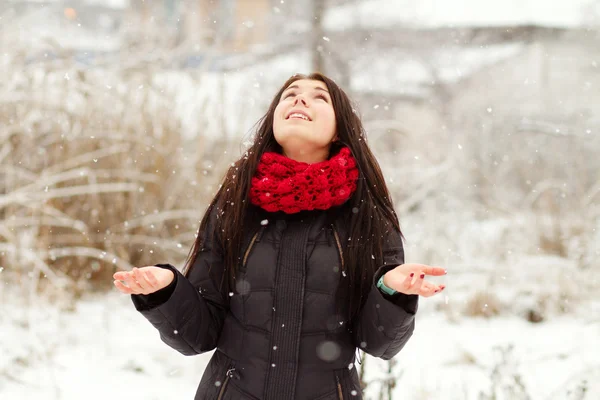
[383, 263, 447, 297]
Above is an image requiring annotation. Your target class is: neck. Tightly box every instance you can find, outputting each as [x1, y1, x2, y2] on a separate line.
[282, 147, 329, 164]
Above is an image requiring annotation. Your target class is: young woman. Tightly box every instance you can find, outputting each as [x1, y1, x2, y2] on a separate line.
[113, 72, 446, 400]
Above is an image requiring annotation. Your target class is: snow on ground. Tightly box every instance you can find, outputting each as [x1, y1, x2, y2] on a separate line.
[1, 284, 599, 400]
[370, 313, 600, 399]
[0, 287, 210, 400]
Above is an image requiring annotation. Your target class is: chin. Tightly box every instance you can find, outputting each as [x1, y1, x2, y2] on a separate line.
[276, 132, 324, 148]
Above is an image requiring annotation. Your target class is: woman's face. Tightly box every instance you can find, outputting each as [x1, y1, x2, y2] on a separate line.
[273, 79, 337, 163]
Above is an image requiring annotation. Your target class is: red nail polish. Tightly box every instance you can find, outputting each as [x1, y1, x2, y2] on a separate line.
[419, 274, 425, 279]
[410, 273, 414, 277]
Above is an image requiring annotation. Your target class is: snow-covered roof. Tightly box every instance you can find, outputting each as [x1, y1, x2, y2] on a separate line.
[80, 0, 129, 9]
[324, 0, 592, 31]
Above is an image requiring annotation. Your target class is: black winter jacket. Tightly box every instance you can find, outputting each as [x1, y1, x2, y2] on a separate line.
[132, 204, 418, 400]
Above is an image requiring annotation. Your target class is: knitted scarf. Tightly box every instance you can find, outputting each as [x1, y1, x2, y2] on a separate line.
[249, 146, 359, 214]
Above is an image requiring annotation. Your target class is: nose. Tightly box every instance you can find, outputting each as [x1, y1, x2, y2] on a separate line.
[293, 95, 308, 107]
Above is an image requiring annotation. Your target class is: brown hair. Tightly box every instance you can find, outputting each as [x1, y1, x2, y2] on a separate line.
[183, 72, 402, 323]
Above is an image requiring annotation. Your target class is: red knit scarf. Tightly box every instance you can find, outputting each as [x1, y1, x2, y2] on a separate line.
[249, 147, 359, 214]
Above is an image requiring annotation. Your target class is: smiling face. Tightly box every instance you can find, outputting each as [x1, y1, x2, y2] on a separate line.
[273, 79, 337, 163]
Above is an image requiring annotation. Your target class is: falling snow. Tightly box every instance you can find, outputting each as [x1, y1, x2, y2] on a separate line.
[1, 1, 598, 399]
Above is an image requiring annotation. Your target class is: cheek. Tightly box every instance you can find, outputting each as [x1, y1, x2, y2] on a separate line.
[273, 104, 285, 132]
[320, 108, 337, 137]
[273, 103, 284, 120]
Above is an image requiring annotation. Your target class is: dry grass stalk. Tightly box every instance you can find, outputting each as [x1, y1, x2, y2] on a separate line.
[0, 47, 234, 298]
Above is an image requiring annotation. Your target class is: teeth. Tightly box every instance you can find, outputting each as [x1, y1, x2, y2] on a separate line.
[289, 113, 309, 121]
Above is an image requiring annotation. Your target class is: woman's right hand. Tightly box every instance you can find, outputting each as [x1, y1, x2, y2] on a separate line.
[113, 266, 174, 295]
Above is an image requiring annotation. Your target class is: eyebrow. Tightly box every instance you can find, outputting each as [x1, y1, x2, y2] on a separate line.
[282, 84, 330, 95]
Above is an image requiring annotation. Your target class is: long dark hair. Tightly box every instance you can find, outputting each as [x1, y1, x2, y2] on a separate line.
[183, 72, 402, 324]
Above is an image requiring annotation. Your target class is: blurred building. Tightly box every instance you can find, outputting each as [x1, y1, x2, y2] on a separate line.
[319, 1, 596, 145]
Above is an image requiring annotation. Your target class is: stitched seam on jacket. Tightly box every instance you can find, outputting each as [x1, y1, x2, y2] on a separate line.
[381, 318, 412, 357]
[305, 288, 335, 296]
[241, 288, 273, 293]
[227, 379, 261, 400]
[227, 310, 271, 335]
[376, 302, 411, 341]
[301, 328, 347, 336]
[156, 306, 200, 354]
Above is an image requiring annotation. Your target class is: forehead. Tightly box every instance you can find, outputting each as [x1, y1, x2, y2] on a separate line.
[284, 79, 328, 91]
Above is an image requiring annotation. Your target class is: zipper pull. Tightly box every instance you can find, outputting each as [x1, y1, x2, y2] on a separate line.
[356, 350, 363, 365]
[335, 373, 344, 400]
[226, 367, 240, 380]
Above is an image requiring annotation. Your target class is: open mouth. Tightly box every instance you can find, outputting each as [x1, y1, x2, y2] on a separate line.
[286, 111, 311, 121]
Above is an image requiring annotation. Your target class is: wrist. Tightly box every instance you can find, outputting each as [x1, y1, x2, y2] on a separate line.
[382, 272, 392, 288]
[377, 272, 398, 295]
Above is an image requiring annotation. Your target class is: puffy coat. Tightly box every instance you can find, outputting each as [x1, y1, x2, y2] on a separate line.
[131, 204, 418, 400]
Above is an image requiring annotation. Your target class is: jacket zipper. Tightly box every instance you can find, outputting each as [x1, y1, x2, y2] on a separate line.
[217, 366, 236, 400]
[242, 230, 260, 268]
[331, 224, 345, 270]
[332, 228, 348, 400]
[335, 373, 344, 400]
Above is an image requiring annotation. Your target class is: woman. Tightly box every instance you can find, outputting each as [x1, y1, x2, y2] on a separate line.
[113, 72, 446, 400]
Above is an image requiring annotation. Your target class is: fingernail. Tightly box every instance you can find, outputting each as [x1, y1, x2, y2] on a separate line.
[434, 289, 439, 293]
[444, 269, 448, 275]
[410, 273, 414, 278]
[419, 273, 425, 279]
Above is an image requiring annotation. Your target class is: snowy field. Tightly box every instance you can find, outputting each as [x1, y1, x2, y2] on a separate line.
[2, 285, 598, 400]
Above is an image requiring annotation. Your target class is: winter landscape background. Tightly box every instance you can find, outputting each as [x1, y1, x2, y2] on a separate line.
[1, 0, 599, 399]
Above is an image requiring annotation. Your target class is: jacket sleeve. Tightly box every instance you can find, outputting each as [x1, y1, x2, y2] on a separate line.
[130, 206, 227, 356]
[351, 226, 418, 360]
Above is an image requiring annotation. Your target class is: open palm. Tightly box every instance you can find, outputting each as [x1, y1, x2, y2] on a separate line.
[383, 263, 447, 297]
[113, 266, 174, 295]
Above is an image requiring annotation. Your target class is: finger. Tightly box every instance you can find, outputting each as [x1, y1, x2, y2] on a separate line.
[114, 280, 133, 294]
[418, 287, 435, 297]
[399, 272, 416, 294]
[132, 268, 153, 292]
[431, 284, 446, 296]
[413, 272, 425, 293]
[144, 269, 159, 288]
[123, 271, 144, 294]
[113, 271, 128, 280]
[421, 266, 447, 276]
[418, 281, 438, 297]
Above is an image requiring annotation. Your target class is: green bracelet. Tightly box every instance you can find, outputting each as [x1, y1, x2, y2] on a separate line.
[376, 275, 398, 295]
